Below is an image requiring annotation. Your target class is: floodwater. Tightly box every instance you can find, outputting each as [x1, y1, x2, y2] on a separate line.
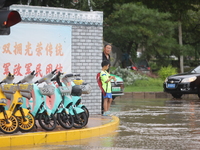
[5, 98, 200, 150]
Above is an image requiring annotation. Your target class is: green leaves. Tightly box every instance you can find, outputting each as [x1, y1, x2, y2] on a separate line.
[104, 3, 177, 60]
[158, 65, 178, 80]
[111, 67, 148, 86]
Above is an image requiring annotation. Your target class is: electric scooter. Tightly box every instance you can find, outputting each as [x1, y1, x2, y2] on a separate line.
[52, 72, 88, 128]
[71, 74, 90, 118]
[36, 70, 74, 129]
[1, 73, 35, 132]
[0, 78, 19, 134]
[18, 70, 57, 131]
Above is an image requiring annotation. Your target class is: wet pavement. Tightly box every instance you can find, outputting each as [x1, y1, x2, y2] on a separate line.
[3, 97, 200, 150]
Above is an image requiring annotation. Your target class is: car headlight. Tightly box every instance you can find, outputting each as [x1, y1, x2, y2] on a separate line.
[164, 78, 168, 82]
[181, 76, 197, 83]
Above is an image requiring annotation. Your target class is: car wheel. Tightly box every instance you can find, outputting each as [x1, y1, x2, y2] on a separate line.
[171, 93, 182, 99]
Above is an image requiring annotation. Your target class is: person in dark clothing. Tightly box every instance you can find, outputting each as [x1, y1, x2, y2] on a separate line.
[121, 52, 134, 68]
[101, 43, 112, 114]
[102, 44, 112, 72]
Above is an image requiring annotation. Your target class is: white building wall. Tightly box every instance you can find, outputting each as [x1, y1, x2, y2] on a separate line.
[12, 5, 103, 115]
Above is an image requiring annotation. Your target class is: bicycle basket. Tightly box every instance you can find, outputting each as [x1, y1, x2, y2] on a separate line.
[73, 79, 84, 85]
[39, 85, 55, 96]
[58, 86, 71, 95]
[20, 92, 32, 99]
[4, 93, 12, 100]
[71, 85, 82, 96]
[2, 84, 18, 94]
[19, 84, 33, 93]
[80, 83, 92, 94]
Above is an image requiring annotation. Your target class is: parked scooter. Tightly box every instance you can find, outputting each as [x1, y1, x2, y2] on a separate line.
[37, 71, 74, 129]
[0, 75, 19, 134]
[0, 73, 35, 132]
[52, 71, 88, 128]
[19, 70, 57, 131]
[71, 74, 90, 118]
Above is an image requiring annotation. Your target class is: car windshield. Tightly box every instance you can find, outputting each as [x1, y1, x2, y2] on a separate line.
[190, 66, 200, 73]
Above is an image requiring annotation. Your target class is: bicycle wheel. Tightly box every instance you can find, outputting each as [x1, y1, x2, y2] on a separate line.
[0, 115, 19, 134]
[73, 112, 88, 129]
[81, 106, 89, 118]
[38, 112, 56, 131]
[17, 112, 35, 132]
[57, 111, 74, 129]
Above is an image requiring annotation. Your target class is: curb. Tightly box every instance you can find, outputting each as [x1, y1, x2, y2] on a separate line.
[0, 116, 119, 148]
[117, 92, 200, 99]
[117, 92, 171, 99]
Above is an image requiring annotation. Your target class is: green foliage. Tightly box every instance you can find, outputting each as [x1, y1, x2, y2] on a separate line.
[124, 78, 163, 92]
[111, 67, 148, 86]
[20, 0, 108, 11]
[148, 61, 159, 72]
[133, 77, 163, 86]
[157, 65, 178, 80]
[109, 66, 116, 72]
[104, 3, 178, 61]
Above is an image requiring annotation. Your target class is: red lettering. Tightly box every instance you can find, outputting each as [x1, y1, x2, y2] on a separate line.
[3, 63, 11, 75]
[13, 42, 22, 55]
[55, 64, 63, 72]
[46, 43, 53, 56]
[36, 42, 43, 56]
[2, 43, 12, 54]
[55, 43, 63, 56]
[35, 64, 43, 77]
[25, 63, 32, 75]
[13, 63, 23, 76]
[25, 42, 33, 56]
[46, 64, 53, 74]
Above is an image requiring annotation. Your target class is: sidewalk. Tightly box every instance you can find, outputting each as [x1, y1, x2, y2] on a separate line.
[0, 115, 119, 148]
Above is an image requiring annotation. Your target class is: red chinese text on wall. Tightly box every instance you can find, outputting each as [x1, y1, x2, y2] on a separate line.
[3, 62, 63, 77]
[2, 42, 64, 56]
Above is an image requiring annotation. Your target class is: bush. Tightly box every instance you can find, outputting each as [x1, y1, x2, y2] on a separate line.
[111, 67, 148, 86]
[157, 65, 177, 80]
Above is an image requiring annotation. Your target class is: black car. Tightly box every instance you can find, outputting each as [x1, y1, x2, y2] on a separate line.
[163, 66, 200, 98]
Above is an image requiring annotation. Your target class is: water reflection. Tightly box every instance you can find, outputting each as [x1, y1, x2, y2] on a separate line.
[113, 98, 200, 150]
[5, 98, 200, 150]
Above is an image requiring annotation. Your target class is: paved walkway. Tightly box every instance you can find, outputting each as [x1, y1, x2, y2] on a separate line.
[0, 115, 119, 148]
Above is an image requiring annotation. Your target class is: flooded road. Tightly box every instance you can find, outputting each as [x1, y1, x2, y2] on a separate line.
[5, 98, 200, 150]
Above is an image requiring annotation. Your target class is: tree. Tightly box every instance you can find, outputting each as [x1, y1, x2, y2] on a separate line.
[20, 0, 107, 11]
[104, 3, 178, 63]
[133, 0, 200, 72]
[182, 6, 200, 62]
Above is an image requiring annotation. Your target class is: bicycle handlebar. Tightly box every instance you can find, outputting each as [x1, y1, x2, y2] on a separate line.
[35, 69, 57, 84]
[0, 72, 14, 84]
[51, 71, 63, 86]
[63, 73, 80, 78]
[17, 70, 36, 84]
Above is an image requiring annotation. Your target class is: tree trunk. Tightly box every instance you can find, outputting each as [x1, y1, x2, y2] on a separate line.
[178, 20, 184, 73]
[127, 41, 133, 55]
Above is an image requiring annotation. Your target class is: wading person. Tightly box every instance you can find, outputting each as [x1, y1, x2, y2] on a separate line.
[102, 43, 112, 114]
[102, 43, 112, 72]
[100, 60, 116, 116]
